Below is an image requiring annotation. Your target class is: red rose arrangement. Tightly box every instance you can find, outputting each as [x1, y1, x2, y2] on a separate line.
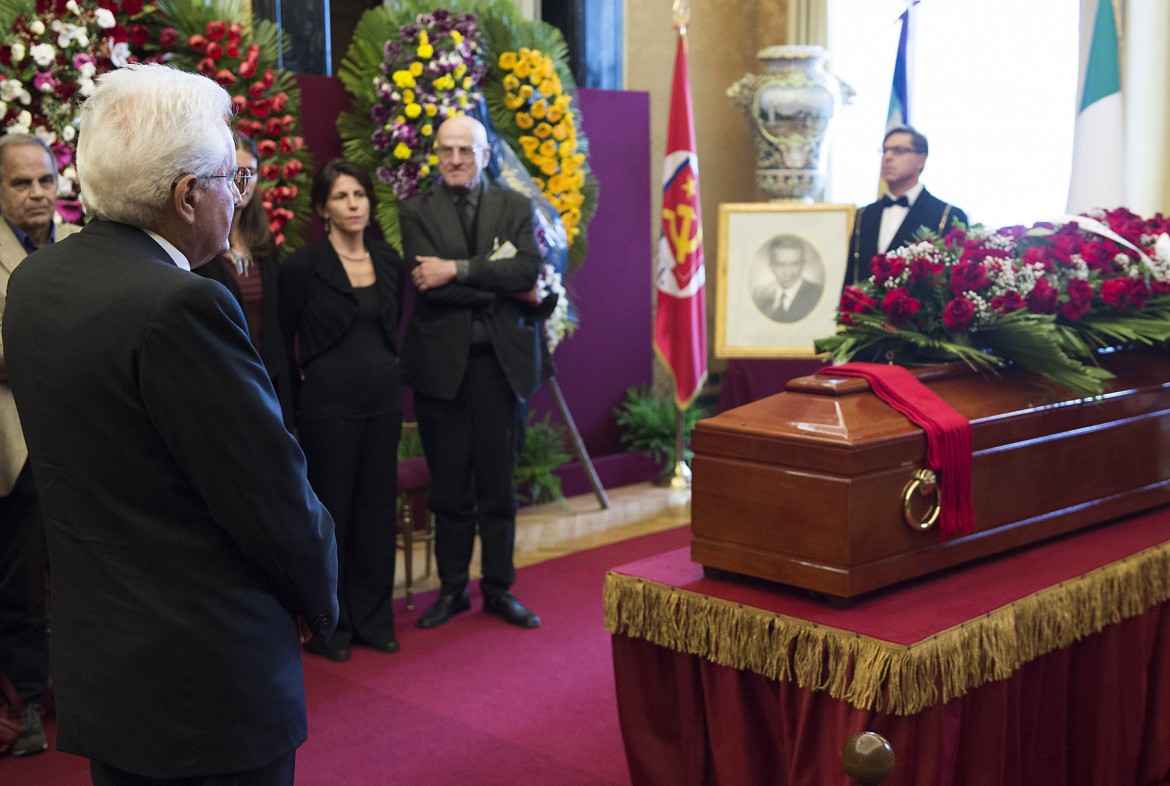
[817, 208, 1170, 396]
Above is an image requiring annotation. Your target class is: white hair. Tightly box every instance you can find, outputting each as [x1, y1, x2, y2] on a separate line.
[76, 63, 234, 227]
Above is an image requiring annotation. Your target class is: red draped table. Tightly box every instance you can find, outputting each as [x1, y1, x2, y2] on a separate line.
[604, 509, 1170, 786]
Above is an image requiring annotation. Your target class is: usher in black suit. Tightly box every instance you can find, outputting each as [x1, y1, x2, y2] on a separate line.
[400, 178, 544, 602]
[847, 188, 967, 284]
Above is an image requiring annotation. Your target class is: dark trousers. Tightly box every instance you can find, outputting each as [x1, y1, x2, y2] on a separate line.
[0, 463, 48, 702]
[90, 749, 295, 786]
[415, 349, 523, 598]
[298, 412, 401, 647]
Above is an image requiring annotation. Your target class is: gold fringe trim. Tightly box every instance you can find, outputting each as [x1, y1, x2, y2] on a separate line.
[603, 538, 1170, 716]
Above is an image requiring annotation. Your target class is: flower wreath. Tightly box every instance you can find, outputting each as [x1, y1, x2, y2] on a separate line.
[0, 0, 313, 250]
[337, 0, 598, 352]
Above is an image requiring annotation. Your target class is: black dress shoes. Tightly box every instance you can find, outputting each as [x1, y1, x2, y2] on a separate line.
[354, 633, 400, 653]
[484, 593, 541, 628]
[417, 589, 471, 628]
[303, 635, 351, 661]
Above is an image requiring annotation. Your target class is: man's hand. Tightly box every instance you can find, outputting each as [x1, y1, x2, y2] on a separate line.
[507, 285, 541, 306]
[412, 256, 458, 292]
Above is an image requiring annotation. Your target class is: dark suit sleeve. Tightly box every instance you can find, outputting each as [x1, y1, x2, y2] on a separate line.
[400, 200, 496, 308]
[277, 250, 309, 410]
[140, 276, 337, 635]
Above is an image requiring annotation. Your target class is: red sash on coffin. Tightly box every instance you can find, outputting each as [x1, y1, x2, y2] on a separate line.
[817, 362, 975, 540]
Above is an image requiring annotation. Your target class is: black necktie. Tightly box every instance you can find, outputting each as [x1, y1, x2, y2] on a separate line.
[881, 194, 910, 208]
[456, 196, 475, 252]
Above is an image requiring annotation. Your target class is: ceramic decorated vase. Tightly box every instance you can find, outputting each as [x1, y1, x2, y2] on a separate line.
[728, 45, 854, 202]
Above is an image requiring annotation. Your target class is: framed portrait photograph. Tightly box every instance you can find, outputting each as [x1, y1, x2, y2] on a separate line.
[715, 202, 855, 358]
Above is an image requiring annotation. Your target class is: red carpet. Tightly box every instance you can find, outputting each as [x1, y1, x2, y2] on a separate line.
[0, 526, 691, 785]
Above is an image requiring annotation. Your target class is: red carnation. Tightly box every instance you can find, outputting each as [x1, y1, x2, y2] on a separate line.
[908, 256, 941, 285]
[249, 97, 272, 118]
[949, 261, 991, 295]
[129, 24, 149, 47]
[206, 42, 223, 60]
[205, 20, 227, 42]
[881, 287, 922, 326]
[215, 70, 236, 88]
[226, 41, 239, 58]
[248, 81, 266, 99]
[990, 291, 1025, 313]
[196, 57, 216, 76]
[870, 254, 905, 285]
[187, 34, 207, 53]
[122, 0, 144, 13]
[245, 45, 260, 62]
[231, 95, 247, 113]
[1026, 278, 1060, 314]
[229, 23, 243, 42]
[280, 136, 304, 154]
[257, 148, 279, 165]
[272, 94, 289, 114]
[159, 27, 178, 50]
[282, 159, 303, 179]
[108, 23, 128, 44]
[942, 297, 976, 332]
[238, 60, 257, 79]
[1061, 278, 1095, 320]
[262, 69, 275, 88]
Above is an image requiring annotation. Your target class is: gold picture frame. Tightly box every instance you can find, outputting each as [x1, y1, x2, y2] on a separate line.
[715, 202, 855, 358]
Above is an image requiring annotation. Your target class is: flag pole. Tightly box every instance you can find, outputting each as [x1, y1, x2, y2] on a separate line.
[662, 0, 694, 491]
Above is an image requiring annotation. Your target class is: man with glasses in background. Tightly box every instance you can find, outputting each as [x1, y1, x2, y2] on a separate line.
[3, 64, 337, 785]
[846, 125, 967, 285]
[401, 113, 547, 631]
[0, 133, 80, 758]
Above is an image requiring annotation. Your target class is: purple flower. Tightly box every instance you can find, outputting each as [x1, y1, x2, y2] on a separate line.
[370, 103, 390, 125]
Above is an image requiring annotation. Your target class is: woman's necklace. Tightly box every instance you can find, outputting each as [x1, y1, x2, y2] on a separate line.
[227, 247, 252, 277]
[335, 248, 370, 262]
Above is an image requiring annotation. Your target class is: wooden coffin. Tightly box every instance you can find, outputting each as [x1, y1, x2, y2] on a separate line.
[690, 349, 1170, 598]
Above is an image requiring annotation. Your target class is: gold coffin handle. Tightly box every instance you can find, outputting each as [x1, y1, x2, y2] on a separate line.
[901, 468, 940, 531]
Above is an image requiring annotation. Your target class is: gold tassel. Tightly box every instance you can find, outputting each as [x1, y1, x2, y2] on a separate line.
[604, 538, 1170, 716]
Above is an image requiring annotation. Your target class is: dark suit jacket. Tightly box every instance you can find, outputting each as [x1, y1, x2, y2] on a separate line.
[847, 189, 967, 284]
[2, 220, 338, 778]
[400, 179, 544, 401]
[277, 236, 405, 413]
[193, 250, 294, 429]
[753, 277, 824, 323]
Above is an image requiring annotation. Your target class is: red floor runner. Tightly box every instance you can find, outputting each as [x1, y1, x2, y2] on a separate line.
[0, 526, 692, 785]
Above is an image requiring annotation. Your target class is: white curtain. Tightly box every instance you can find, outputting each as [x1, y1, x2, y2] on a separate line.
[1122, 1, 1170, 214]
[787, 0, 828, 47]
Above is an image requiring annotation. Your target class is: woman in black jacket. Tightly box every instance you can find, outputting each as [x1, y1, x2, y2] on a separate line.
[278, 159, 406, 660]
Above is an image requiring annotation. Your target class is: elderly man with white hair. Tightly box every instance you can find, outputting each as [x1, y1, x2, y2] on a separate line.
[3, 64, 338, 786]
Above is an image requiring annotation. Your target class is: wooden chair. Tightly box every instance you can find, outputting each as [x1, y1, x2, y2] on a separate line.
[397, 425, 434, 611]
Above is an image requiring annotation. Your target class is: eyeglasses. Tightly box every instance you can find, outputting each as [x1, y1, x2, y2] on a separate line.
[879, 146, 920, 156]
[171, 167, 254, 196]
[435, 144, 484, 160]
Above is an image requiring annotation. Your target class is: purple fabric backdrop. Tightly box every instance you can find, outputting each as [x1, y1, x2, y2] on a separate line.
[294, 78, 658, 495]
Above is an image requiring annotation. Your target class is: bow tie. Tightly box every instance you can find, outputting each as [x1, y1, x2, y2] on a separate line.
[881, 194, 910, 208]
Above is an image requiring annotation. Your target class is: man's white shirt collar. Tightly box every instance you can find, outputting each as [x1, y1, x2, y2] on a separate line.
[144, 228, 191, 271]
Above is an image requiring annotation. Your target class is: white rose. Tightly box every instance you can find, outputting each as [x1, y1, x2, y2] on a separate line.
[78, 78, 95, 98]
[30, 43, 55, 67]
[29, 19, 45, 35]
[62, 125, 76, 142]
[74, 30, 89, 48]
[0, 80, 20, 102]
[17, 110, 32, 127]
[79, 61, 96, 79]
[0, 101, 6, 118]
[94, 8, 115, 29]
[62, 166, 76, 181]
[10, 43, 25, 62]
[18, 89, 31, 106]
[65, 0, 80, 13]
